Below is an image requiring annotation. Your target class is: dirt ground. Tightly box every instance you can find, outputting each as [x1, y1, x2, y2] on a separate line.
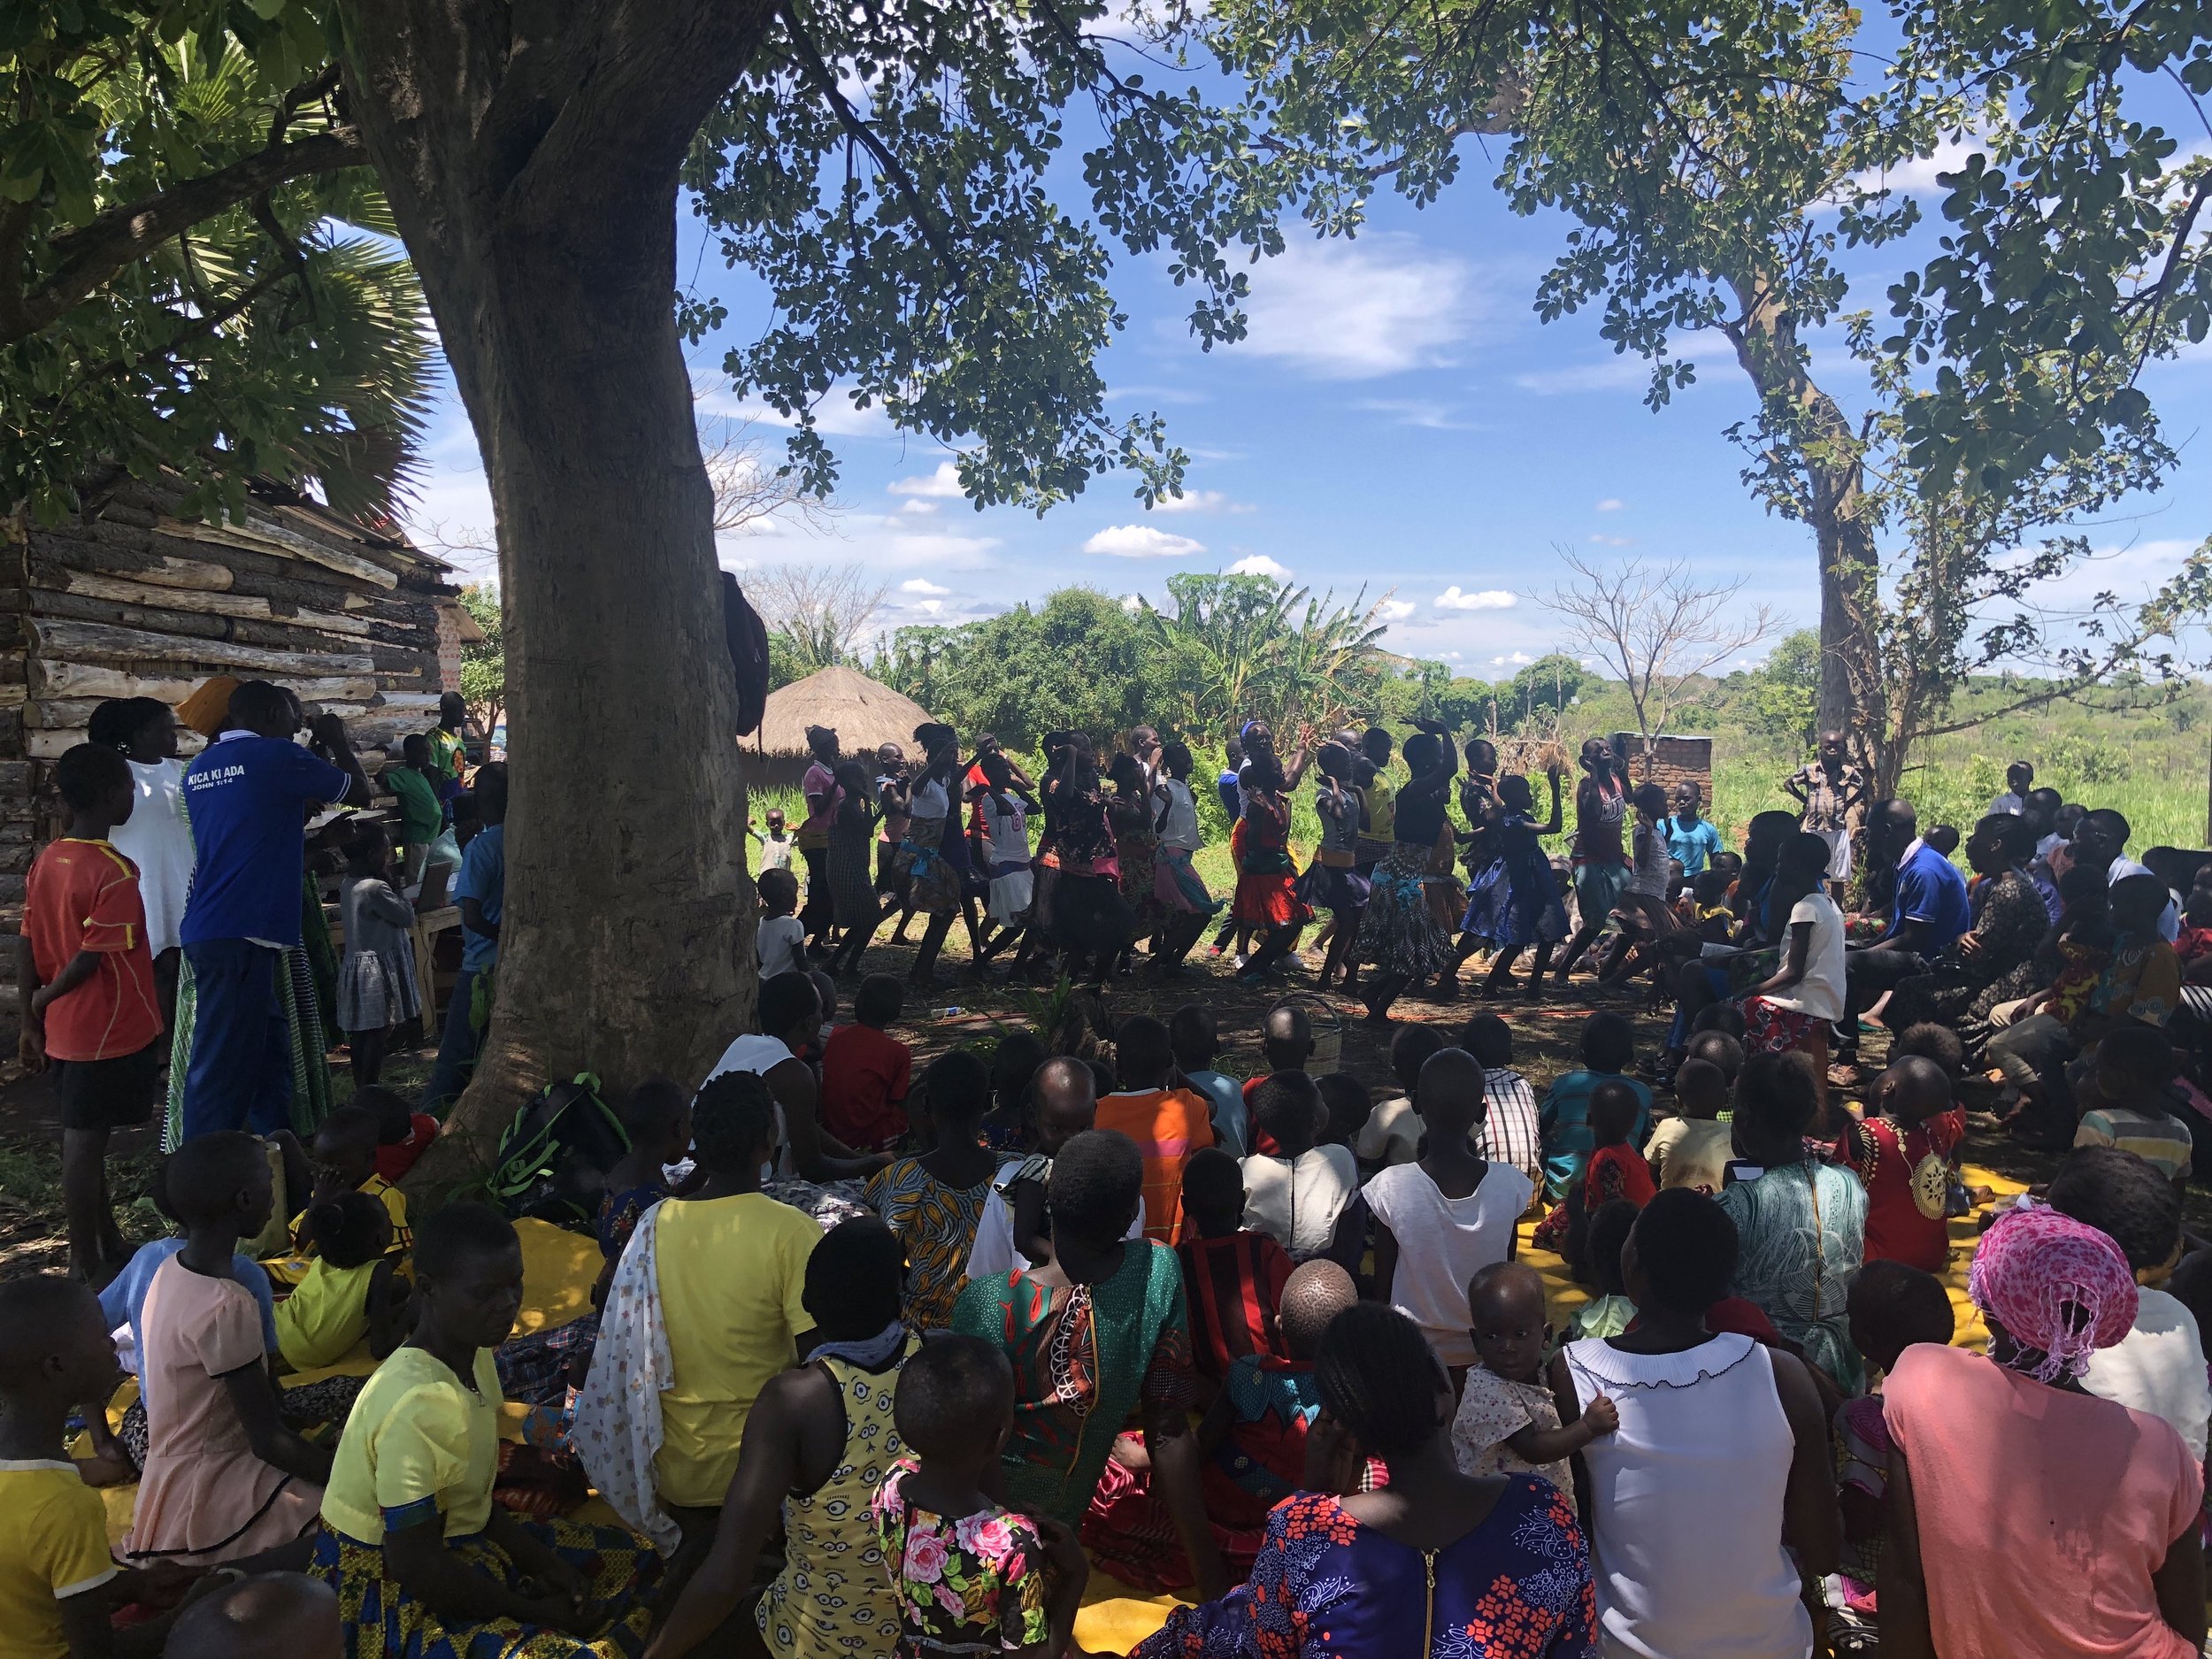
[1, 933, 2192, 1275]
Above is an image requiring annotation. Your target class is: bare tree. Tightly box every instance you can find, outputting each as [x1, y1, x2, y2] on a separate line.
[1546, 550, 1780, 778]
[746, 563, 892, 672]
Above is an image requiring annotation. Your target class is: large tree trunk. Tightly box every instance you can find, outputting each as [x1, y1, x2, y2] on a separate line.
[337, 4, 777, 1173]
[1724, 270, 1880, 758]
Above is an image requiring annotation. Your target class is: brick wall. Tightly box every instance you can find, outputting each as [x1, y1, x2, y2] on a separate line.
[1609, 732, 1715, 800]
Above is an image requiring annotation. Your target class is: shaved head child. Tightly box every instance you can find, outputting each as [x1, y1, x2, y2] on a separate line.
[1453, 1261, 1617, 1497]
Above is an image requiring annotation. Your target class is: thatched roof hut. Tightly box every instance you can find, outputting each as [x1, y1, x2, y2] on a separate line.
[744, 665, 933, 791]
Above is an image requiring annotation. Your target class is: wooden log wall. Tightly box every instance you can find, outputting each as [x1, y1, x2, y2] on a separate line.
[0, 476, 457, 1021]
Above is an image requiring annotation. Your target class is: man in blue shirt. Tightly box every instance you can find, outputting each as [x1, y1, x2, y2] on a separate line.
[1662, 782, 1723, 875]
[1831, 798, 1973, 1081]
[424, 761, 505, 1111]
[177, 680, 369, 1141]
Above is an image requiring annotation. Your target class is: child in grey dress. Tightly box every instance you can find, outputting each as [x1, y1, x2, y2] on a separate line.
[337, 823, 420, 1086]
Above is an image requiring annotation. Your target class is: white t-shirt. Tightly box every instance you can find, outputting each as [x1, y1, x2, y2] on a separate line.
[757, 834, 794, 872]
[1240, 1145, 1359, 1262]
[1353, 1095, 1422, 1167]
[110, 757, 195, 956]
[1766, 890, 1847, 1022]
[700, 1032, 800, 1180]
[1361, 1161, 1534, 1367]
[908, 777, 949, 820]
[2081, 1287, 2212, 1462]
[1155, 779, 1202, 852]
[963, 1156, 1147, 1280]
[757, 914, 807, 981]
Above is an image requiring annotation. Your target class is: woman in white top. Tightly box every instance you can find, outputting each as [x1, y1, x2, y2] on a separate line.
[1146, 741, 1220, 975]
[1240, 1072, 1362, 1264]
[1556, 1187, 1839, 1659]
[1742, 831, 1847, 1066]
[90, 696, 195, 1017]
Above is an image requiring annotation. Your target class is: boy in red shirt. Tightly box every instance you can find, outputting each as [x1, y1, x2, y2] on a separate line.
[1174, 1146, 1292, 1386]
[819, 972, 911, 1152]
[18, 743, 164, 1281]
[1839, 1053, 1964, 1273]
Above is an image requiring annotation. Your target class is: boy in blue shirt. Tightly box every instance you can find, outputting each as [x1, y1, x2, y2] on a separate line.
[424, 761, 505, 1112]
[1662, 782, 1723, 875]
[1832, 798, 1973, 1082]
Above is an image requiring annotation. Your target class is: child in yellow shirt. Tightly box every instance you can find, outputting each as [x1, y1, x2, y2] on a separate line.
[273, 1190, 412, 1373]
[0, 1272, 180, 1658]
[264, 1105, 409, 1287]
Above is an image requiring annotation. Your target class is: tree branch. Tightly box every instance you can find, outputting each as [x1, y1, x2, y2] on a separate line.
[0, 127, 365, 346]
[774, 0, 966, 295]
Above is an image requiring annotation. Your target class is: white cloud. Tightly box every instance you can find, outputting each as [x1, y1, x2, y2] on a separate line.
[914, 599, 944, 616]
[889, 461, 964, 499]
[1513, 357, 1653, 396]
[1086, 524, 1205, 559]
[1848, 134, 1985, 199]
[1491, 651, 1534, 667]
[1227, 554, 1291, 579]
[1149, 489, 1231, 514]
[901, 578, 951, 595]
[1119, 594, 1144, 613]
[1379, 599, 1417, 622]
[1352, 398, 1474, 431]
[900, 499, 939, 515]
[1435, 586, 1518, 611]
[698, 385, 894, 440]
[1239, 234, 1480, 380]
[1595, 498, 1624, 512]
[1589, 534, 1632, 547]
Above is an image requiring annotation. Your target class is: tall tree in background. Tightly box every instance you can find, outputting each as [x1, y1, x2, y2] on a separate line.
[0, 6, 434, 525]
[1545, 552, 1778, 777]
[1174, 0, 2211, 744]
[457, 582, 504, 736]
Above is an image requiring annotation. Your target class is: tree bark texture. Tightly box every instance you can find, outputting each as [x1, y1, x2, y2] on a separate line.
[337, 2, 779, 1172]
[1724, 271, 1879, 758]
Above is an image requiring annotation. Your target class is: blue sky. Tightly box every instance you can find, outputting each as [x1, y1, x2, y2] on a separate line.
[404, 104, 2212, 684]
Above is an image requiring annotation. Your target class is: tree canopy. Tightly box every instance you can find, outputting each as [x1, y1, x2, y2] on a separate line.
[0, 2, 433, 526]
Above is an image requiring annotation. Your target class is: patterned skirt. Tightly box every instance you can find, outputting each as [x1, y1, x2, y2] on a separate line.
[1153, 844, 1219, 917]
[337, 949, 420, 1033]
[1744, 995, 1832, 1063]
[317, 1517, 659, 1659]
[1118, 834, 1167, 940]
[1356, 842, 1451, 979]
[895, 817, 962, 917]
[828, 829, 881, 929]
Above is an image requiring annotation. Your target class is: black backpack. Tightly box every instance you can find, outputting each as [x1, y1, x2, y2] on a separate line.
[487, 1072, 631, 1231]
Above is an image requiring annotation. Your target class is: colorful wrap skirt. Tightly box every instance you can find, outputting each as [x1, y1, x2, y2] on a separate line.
[1154, 844, 1219, 916]
[1356, 842, 1452, 979]
[894, 816, 962, 917]
[316, 1517, 659, 1659]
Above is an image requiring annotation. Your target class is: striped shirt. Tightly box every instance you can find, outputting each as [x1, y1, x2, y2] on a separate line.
[1478, 1067, 1544, 1195]
[1176, 1230, 1293, 1381]
[2076, 1106, 2194, 1182]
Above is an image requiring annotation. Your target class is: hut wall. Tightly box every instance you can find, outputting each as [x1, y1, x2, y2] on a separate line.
[1608, 733, 1715, 800]
[0, 478, 456, 1024]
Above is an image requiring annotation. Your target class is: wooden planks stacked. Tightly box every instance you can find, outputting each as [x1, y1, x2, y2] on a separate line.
[0, 479, 458, 1018]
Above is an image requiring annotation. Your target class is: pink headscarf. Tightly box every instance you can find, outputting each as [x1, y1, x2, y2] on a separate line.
[1968, 1204, 2138, 1383]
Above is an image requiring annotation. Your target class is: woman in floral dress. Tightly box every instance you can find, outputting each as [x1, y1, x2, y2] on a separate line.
[1134, 1302, 1595, 1659]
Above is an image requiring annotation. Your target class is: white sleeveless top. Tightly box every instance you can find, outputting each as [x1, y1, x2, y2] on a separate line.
[1563, 1333, 1812, 1659]
[698, 1033, 799, 1180]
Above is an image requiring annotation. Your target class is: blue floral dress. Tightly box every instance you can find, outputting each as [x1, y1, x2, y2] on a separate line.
[1134, 1480, 1596, 1658]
